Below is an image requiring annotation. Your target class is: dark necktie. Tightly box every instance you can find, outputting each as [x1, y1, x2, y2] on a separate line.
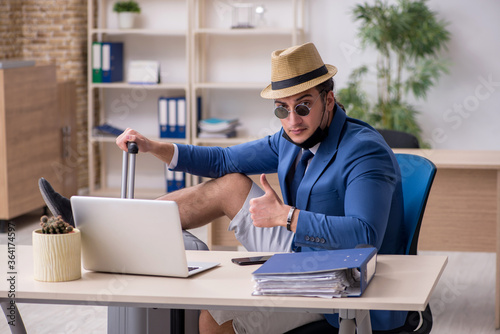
[290, 150, 314, 206]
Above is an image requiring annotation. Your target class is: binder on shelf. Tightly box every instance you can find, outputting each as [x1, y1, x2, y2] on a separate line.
[158, 97, 187, 139]
[166, 167, 175, 193]
[101, 42, 124, 83]
[174, 171, 185, 190]
[92, 42, 102, 83]
[165, 167, 185, 193]
[158, 97, 168, 138]
[252, 247, 377, 298]
[168, 98, 177, 137]
[177, 98, 186, 138]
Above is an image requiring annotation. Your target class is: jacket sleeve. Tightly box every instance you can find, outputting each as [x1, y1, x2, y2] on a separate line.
[172, 132, 281, 178]
[294, 140, 399, 251]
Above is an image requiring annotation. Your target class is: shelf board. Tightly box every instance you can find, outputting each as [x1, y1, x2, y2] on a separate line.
[193, 137, 261, 146]
[193, 28, 301, 36]
[90, 135, 189, 145]
[193, 82, 267, 90]
[91, 82, 188, 90]
[89, 187, 166, 199]
[91, 28, 187, 36]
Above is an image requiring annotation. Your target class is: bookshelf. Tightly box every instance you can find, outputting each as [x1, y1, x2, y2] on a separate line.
[191, 0, 304, 146]
[87, 0, 191, 197]
[87, 0, 304, 245]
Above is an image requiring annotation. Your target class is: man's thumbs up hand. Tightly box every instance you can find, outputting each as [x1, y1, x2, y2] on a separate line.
[249, 174, 290, 228]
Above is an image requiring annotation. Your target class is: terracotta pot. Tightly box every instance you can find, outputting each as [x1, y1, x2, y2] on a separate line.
[32, 229, 81, 282]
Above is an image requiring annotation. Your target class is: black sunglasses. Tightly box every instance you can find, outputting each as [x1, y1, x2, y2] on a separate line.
[274, 93, 323, 119]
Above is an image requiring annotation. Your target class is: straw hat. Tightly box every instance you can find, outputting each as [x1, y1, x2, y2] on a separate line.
[260, 42, 338, 99]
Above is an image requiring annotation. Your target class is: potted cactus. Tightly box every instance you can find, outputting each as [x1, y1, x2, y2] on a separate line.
[32, 215, 81, 282]
[113, 0, 141, 29]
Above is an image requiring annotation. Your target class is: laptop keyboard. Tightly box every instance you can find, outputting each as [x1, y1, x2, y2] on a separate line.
[188, 266, 200, 272]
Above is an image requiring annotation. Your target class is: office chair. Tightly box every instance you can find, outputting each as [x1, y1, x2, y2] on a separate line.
[376, 129, 420, 148]
[285, 153, 437, 334]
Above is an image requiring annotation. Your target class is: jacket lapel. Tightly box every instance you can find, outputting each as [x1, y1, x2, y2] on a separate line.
[278, 137, 300, 205]
[295, 106, 347, 209]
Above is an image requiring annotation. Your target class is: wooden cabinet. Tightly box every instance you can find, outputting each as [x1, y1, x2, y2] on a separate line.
[0, 65, 65, 220]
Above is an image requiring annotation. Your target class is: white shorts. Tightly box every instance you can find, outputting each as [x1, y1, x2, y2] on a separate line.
[210, 309, 324, 334]
[227, 182, 295, 252]
[209, 182, 324, 333]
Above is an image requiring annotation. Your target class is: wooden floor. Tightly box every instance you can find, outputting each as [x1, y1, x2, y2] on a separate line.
[1, 209, 499, 333]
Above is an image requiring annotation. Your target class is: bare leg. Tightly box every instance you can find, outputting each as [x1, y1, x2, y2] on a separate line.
[157, 173, 253, 230]
[199, 310, 235, 334]
[161, 174, 252, 333]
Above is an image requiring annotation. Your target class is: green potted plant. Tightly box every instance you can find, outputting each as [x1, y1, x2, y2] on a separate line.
[33, 215, 81, 282]
[113, 0, 141, 29]
[337, 0, 450, 147]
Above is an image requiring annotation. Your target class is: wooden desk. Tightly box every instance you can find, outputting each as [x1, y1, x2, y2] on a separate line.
[393, 149, 500, 328]
[209, 149, 500, 328]
[0, 246, 446, 333]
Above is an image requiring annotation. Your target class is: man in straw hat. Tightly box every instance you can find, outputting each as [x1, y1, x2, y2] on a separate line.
[41, 43, 417, 333]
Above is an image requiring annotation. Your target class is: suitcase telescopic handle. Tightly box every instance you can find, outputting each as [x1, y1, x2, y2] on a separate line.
[121, 141, 139, 199]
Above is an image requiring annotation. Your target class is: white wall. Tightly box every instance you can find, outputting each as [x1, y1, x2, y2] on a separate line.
[305, 0, 500, 150]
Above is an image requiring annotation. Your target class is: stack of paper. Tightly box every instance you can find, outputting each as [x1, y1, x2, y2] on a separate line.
[198, 118, 239, 138]
[252, 247, 377, 298]
[253, 270, 353, 298]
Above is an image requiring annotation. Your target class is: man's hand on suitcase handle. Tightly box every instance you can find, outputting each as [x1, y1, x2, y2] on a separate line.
[116, 128, 147, 153]
[116, 128, 176, 165]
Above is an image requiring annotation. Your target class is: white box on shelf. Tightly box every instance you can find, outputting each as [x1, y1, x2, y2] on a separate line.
[127, 60, 160, 84]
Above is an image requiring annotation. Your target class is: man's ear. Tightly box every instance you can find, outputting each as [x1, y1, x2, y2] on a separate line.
[327, 90, 336, 112]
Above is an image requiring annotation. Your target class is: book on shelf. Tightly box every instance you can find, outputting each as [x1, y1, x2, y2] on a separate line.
[198, 117, 239, 138]
[158, 97, 186, 139]
[198, 130, 237, 139]
[252, 247, 377, 298]
[93, 123, 125, 137]
[198, 118, 239, 133]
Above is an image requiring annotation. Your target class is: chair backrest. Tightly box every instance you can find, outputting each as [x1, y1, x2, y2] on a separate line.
[377, 129, 420, 148]
[396, 154, 436, 255]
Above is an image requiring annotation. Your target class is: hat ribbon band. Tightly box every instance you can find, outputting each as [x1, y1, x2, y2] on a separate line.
[271, 65, 328, 90]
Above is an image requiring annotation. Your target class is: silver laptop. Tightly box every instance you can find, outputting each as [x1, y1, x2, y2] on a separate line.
[71, 196, 219, 277]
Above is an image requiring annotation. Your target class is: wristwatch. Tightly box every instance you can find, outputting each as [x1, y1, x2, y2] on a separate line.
[287, 206, 296, 231]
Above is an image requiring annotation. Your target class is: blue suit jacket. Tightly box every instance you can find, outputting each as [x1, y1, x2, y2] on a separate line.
[175, 106, 407, 330]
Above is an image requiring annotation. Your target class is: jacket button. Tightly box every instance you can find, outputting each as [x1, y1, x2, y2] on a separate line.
[305, 235, 310, 241]
[320, 238, 326, 244]
[315, 237, 320, 243]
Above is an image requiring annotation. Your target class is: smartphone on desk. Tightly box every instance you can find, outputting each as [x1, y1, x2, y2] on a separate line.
[231, 255, 273, 266]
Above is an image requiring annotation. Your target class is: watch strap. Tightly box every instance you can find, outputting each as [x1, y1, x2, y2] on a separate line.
[287, 206, 296, 231]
